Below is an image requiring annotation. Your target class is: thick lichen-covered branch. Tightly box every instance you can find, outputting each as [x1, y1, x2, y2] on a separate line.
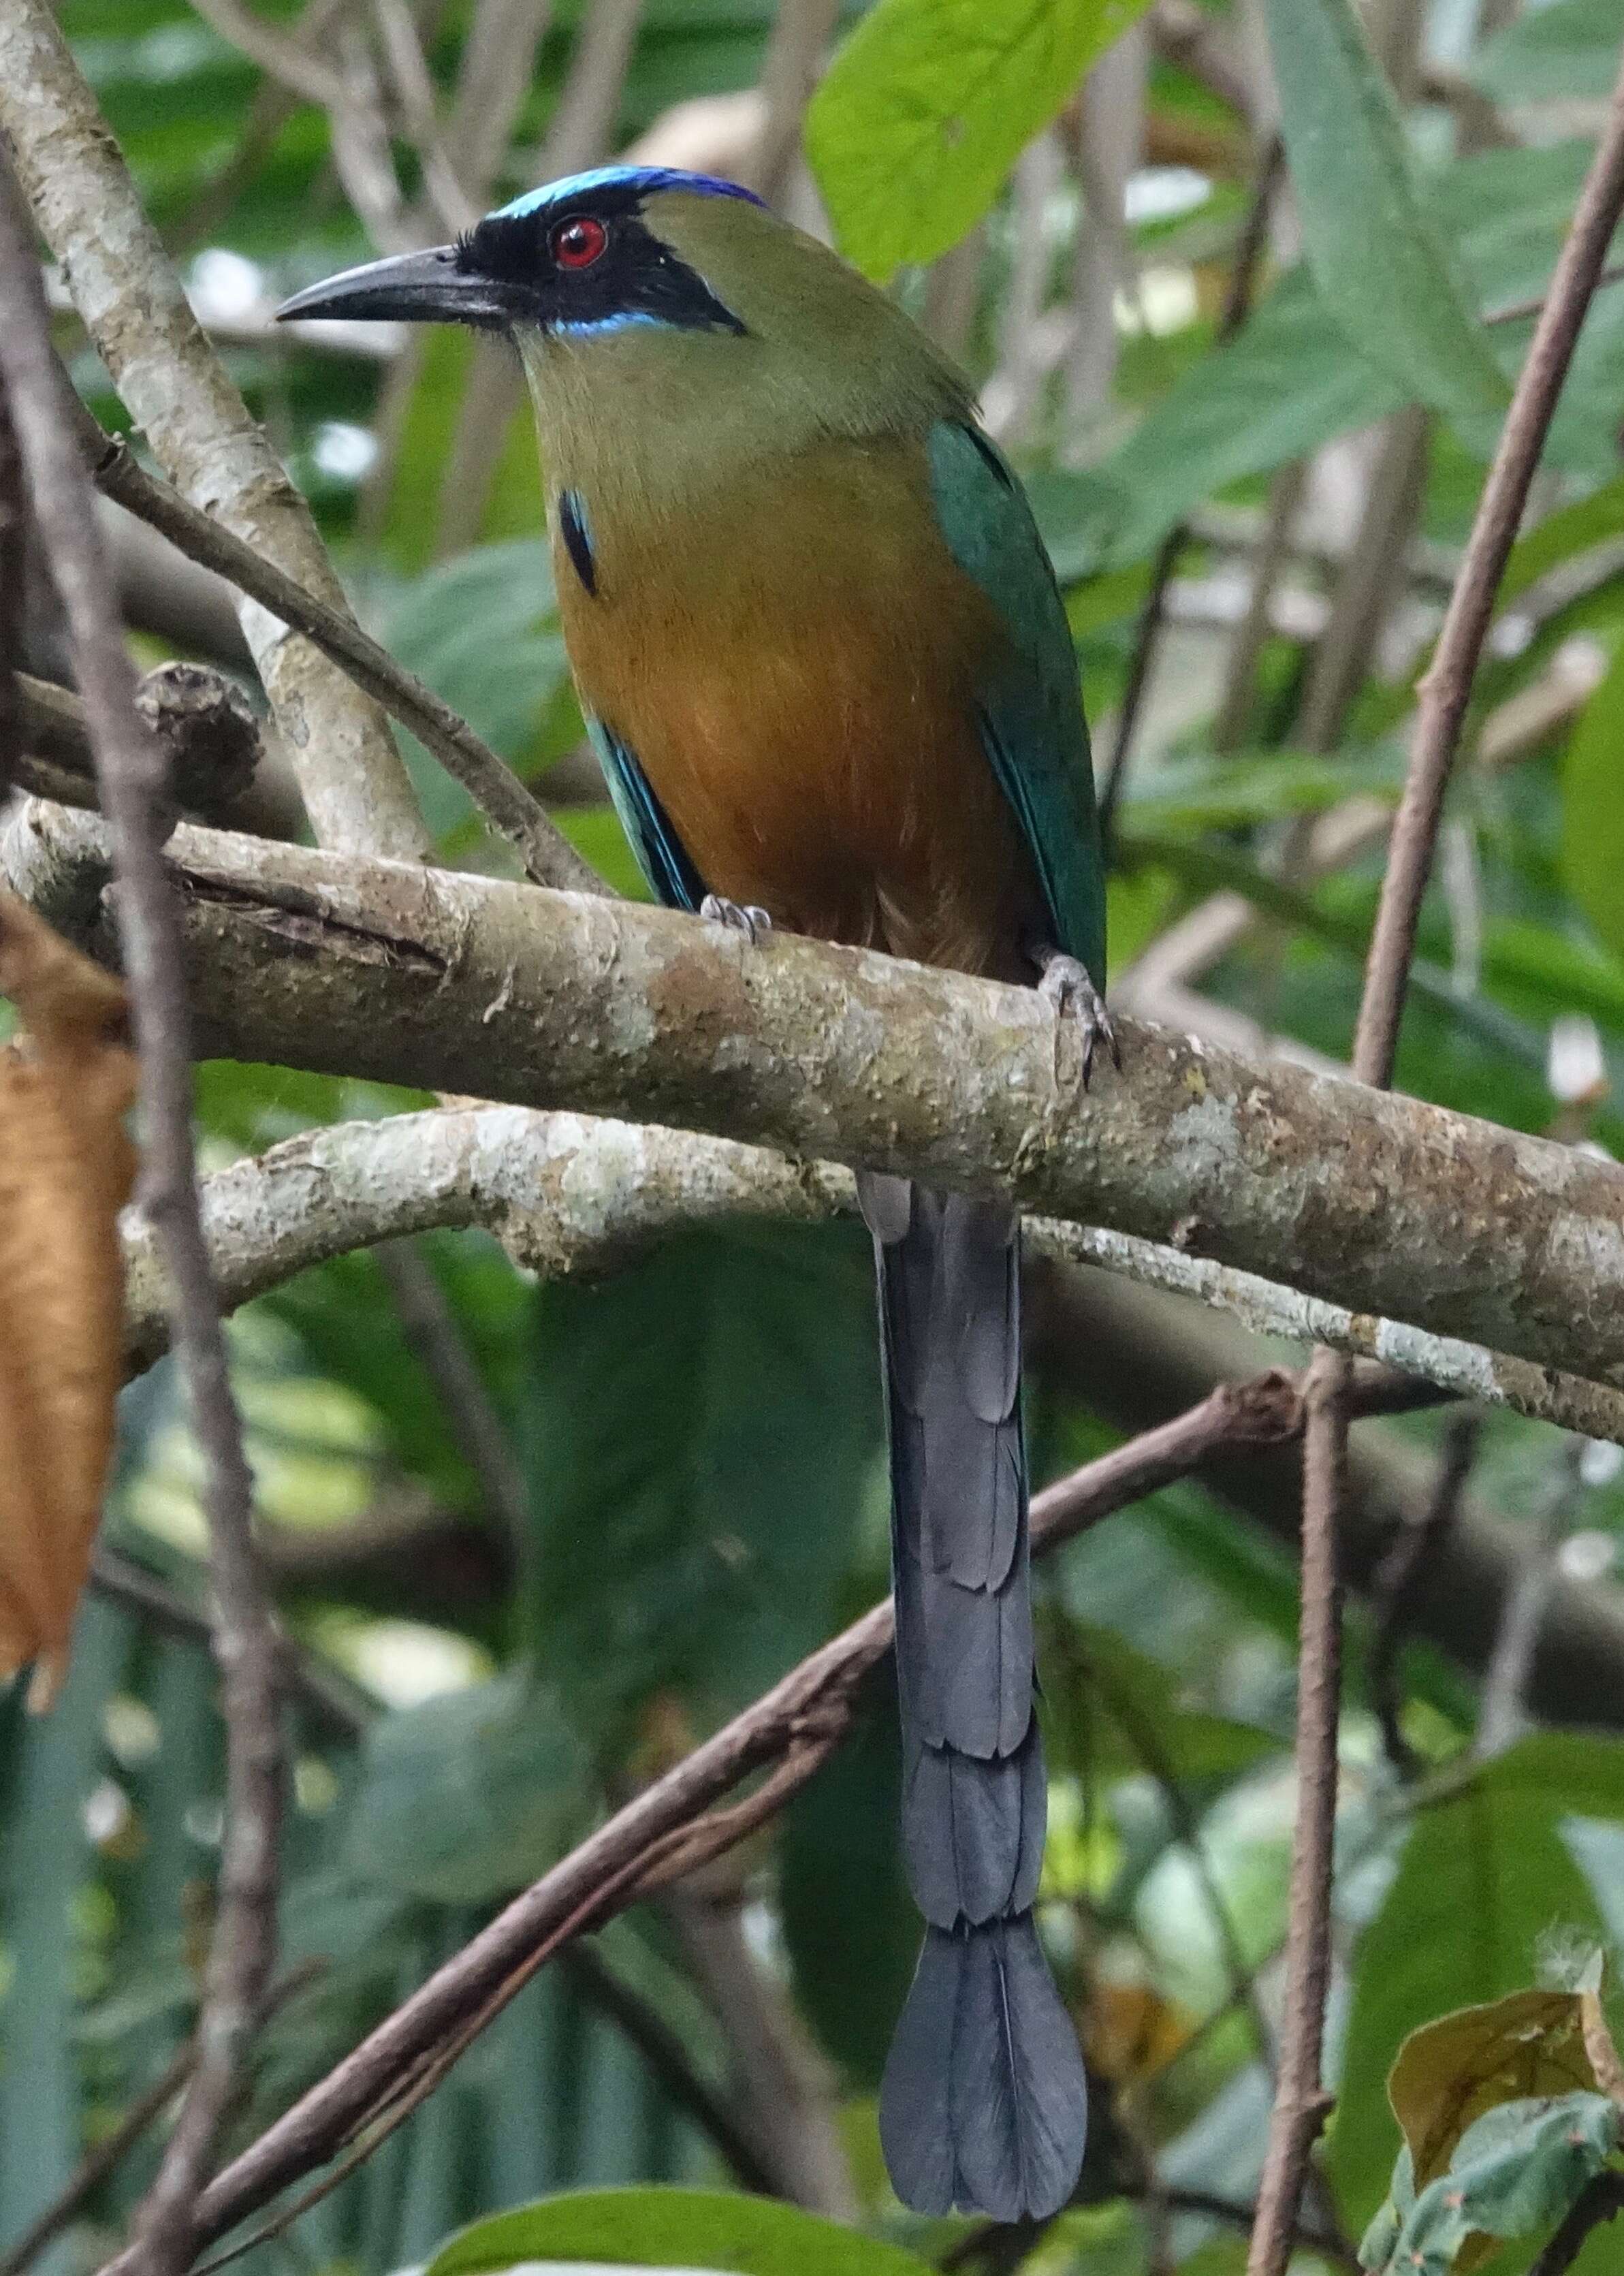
[119, 1106, 1624, 1442]
[11, 796, 1624, 1392]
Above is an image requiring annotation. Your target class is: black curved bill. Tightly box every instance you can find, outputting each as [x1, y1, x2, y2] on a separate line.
[275, 245, 509, 328]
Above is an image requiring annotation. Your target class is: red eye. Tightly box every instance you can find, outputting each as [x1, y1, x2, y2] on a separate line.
[552, 216, 607, 270]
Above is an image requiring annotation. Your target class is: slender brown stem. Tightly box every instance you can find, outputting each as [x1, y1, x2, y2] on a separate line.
[372, 1239, 530, 1558]
[1246, 51, 1624, 2276]
[0, 2047, 194, 2276]
[1246, 1348, 1346, 2276]
[0, 1970, 321, 2276]
[0, 189, 286, 2276]
[1096, 135, 1281, 847]
[1368, 1412, 1480, 1776]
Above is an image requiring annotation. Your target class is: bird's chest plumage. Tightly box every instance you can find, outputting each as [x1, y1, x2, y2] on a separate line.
[552, 433, 1043, 978]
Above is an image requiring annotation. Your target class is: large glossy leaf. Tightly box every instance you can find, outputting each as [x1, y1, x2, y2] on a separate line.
[424, 2187, 936, 2276]
[1471, 0, 1623, 105]
[806, 0, 1154, 279]
[379, 540, 570, 839]
[524, 1222, 883, 1751]
[1038, 141, 1607, 580]
[346, 1666, 593, 1904]
[1262, 0, 1506, 426]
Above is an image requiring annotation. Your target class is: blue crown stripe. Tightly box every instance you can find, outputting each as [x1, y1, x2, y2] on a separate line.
[492, 167, 765, 224]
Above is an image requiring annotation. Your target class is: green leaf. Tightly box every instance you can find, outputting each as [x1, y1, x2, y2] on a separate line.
[1500, 474, 1624, 605]
[806, 0, 1154, 279]
[1563, 637, 1624, 966]
[1262, 0, 1507, 426]
[780, 1690, 917, 2087]
[379, 540, 569, 838]
[1363, 2093, 1620, 2274]
[1121, 745, 1407, 834]
[1034, 266, 1406, 578]
[424, 2187, 936, 2276]
[524, 1223, 883, 1752]
[1045, 1621, 1279, 1786]
[1471, 0, 1624, 106]
[346, 1666, 593, 1904]
[1333, 1736, 1623, 2228]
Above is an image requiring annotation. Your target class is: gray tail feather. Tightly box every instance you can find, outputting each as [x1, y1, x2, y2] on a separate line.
[878, 1918, 1089, 2222]
[859, 1174, 1087, 2221]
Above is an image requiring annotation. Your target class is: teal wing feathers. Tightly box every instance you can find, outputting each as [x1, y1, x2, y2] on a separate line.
[925, 422, 1106, 984]
[584, 713, 707, 913]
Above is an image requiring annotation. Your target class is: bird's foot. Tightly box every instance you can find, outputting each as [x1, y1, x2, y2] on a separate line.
[701, 893, 773, 948]
[1037, 951, 1119, 1092]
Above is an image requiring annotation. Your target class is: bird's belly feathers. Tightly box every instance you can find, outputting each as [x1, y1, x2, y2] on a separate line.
[555, 436, 1045, 978]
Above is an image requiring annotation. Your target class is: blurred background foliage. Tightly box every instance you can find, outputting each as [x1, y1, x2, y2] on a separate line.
[8, 0, 1624, 2272]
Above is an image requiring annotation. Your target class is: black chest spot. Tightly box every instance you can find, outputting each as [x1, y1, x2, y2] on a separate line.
[558, 488, 598, 597]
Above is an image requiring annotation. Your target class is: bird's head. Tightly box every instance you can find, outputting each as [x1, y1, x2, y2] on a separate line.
[277, 168, 968, 469]
[275, 168, 790, 344]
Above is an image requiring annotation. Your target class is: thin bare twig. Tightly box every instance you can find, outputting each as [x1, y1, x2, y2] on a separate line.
[65, 399, 600, 895]
[1368, 1413, 1480, 1777]
[189, 0, 347, 106]
[669, 1883, 857, 2216]
[89, 1547, 368, 1743]
[1247, 50, 1624, 2276]
[1064, 21, 1147, 447]
[741, 0, 841, 207]
[1082, 1648, 1275, 2076]
[1247, 1348, 1348, 2276]
[1291, 406, 1431, 761]
[0, 195, 285, 2276]
[560, 1943, 779, 2196]
[0, 2044, 195, 2276]
[1098, 136, 1282, 849]
[0, 1969, 321, 2276]
[1474, 1438, 1587, 1760]
[435, 0, 646, 554]
[372, 1238, 530, 1558]
[370, 0, 481, 233]
[446, 0, 554, 204]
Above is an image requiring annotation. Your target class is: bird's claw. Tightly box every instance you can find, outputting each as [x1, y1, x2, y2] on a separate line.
[701, 894, 773, 947]
[1038, 951, 1119, 1092]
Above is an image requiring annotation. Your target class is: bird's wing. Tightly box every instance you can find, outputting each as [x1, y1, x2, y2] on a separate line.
[584, 713, 707, 912]
[925, 420, 1106, 983]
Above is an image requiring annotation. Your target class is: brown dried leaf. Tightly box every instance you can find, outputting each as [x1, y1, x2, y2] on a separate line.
[0, 889, 136, 1706]
[1388, 1987, 1602, 2197]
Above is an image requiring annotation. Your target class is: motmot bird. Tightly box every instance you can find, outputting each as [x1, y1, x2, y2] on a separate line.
[280, 167, 1111, 2222]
